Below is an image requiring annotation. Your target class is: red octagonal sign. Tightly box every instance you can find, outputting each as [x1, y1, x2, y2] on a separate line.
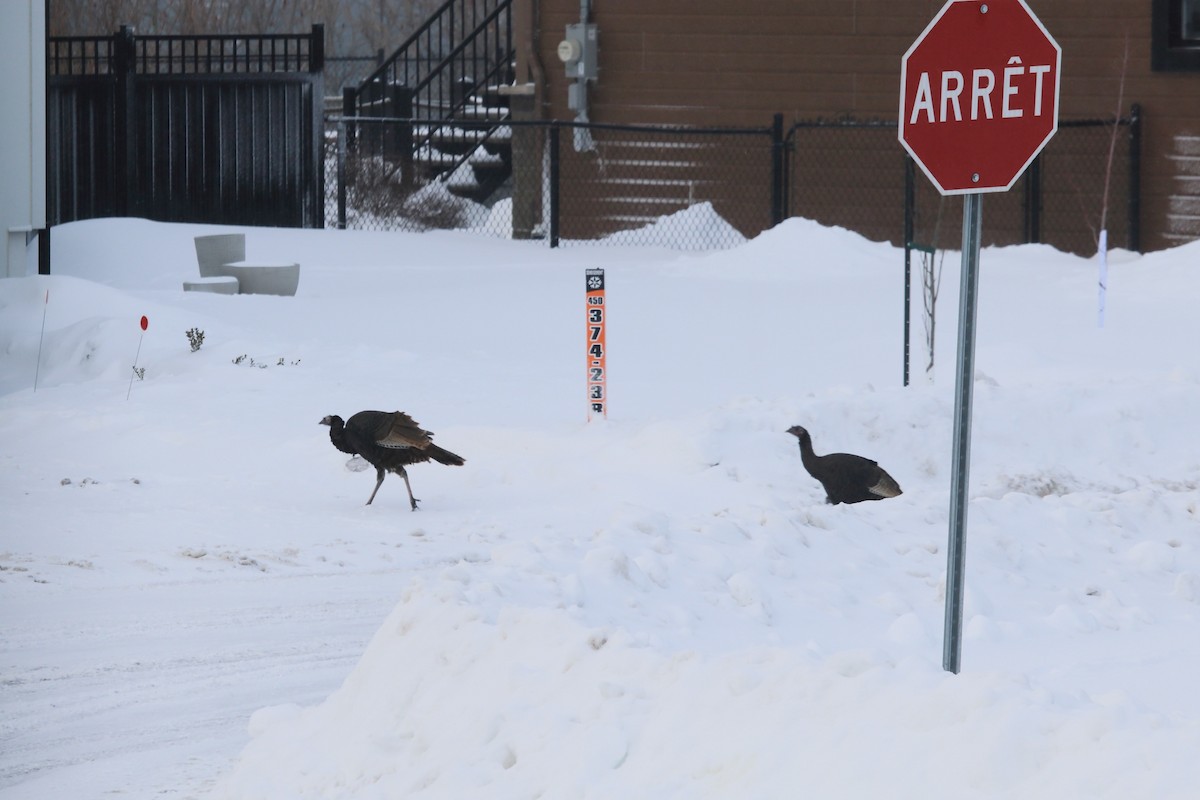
[900, 0, 1061, 195]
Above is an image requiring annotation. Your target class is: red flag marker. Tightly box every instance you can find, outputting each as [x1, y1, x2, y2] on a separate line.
[127, 315, 149, 400]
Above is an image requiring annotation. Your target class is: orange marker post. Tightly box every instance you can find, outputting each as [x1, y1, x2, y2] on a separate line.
[585, 268, 607, 420]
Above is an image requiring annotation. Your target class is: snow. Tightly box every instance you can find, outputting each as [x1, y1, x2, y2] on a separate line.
[1, 211, 1198, 799]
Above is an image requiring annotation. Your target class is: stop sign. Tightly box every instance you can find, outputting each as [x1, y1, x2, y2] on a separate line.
[899, 0, 1061, 195]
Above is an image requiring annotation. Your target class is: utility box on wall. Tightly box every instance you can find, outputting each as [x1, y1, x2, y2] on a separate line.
[1, 0, 47, 278]
[559, 23, 598, 81]
[559, 23, 598, 114]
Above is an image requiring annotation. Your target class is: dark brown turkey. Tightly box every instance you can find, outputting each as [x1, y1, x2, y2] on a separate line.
[320, 410, 464, 509]
[786, 425, 902, 505]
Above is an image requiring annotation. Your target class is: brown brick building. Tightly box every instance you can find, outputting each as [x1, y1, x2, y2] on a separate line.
[508, 0, 1200, 253]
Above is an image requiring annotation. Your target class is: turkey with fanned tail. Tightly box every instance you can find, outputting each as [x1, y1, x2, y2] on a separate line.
[320, 410, 464, 510]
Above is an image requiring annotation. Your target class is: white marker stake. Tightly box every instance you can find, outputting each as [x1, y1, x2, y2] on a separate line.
[34, 289, 49, 392]
[1097, 228, 1108, 328]
[127, 315, 149, 400]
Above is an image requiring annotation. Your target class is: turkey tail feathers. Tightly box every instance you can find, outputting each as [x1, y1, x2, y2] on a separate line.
[425, 443, 465, 466]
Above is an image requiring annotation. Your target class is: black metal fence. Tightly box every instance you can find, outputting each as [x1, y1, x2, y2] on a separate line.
[47, 20, 1136, 257]
[788, 111, 1140, 257]
[326, 110, 1140, 256]
[902, 109, 1141, 256]
[324, 53, 384, 97]
[49, 25, 325, 229]
[323, 54, 505, 103]
[326, 117, 776, 250]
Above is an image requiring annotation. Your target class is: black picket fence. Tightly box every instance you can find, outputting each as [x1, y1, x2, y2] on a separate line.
[49, 26, 325, 229]
[326, 110, 1140, 257]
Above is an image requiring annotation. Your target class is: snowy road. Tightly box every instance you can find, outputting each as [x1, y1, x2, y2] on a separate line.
[1, 568, 402, 798]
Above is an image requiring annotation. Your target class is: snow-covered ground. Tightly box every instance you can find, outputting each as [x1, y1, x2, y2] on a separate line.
[1, 212, 1198, 799]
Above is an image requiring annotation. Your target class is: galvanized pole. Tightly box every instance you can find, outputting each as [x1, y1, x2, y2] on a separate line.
[336, 119, 347, 230]
[943, 192, 983, 675]
[903, 157, 914, 388]
[548, 125, 561, 248]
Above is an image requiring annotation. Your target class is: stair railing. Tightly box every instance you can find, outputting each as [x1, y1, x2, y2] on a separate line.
[353, 0, 513, 171]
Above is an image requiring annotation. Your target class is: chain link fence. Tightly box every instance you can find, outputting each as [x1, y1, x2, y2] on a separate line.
[324, 53, 383, 97]
[324, 117, 774, 250]
[550, 122, 776, 249]
[325, 110, 1139, 256]
[904, 114, 1139, 256]
[788, 113, 1139, 256]
[786, 119, 903, 245]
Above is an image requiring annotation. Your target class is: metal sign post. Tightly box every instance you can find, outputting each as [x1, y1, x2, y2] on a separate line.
[899, 0, 1061, 674]
[943, 193, 983, 674]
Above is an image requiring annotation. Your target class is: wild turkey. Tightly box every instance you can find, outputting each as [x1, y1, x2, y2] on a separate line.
[320, 410, 464, 509]
[786, 425, 902, 505]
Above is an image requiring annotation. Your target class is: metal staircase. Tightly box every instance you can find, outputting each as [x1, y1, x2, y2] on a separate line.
[347, 0, 514, 202]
